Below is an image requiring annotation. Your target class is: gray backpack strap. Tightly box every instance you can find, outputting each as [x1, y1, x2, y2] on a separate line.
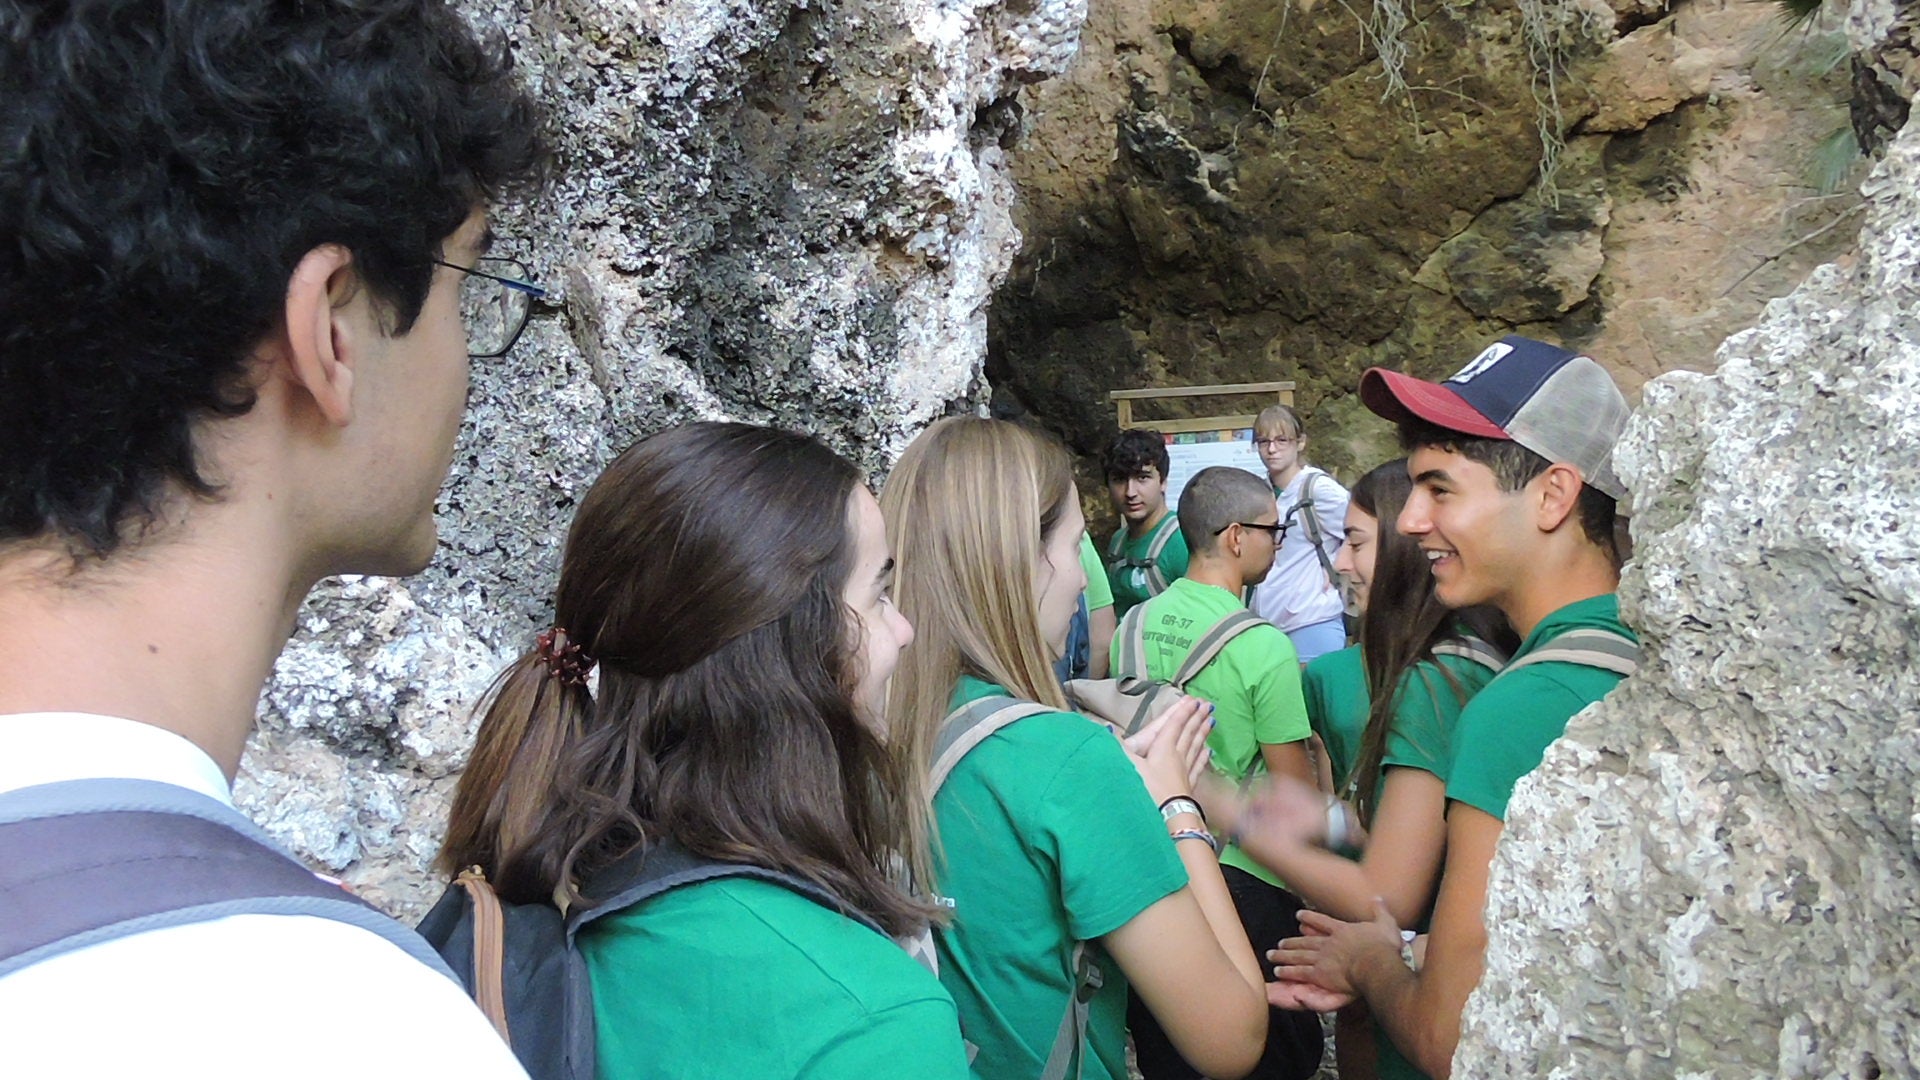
[1039, 939, 1105, 1080]
[570, 838, 884, 938]
[1169, 609, 1270, 689]
[0, 778, 458, 982]
[1501, 629, 1639, 677]
[1142, 515, 1178, 595]
[1292, 472, 1338, 591]
[930, 695, 1058, 794]
[1112, 605, 1152, 690]
[1431, 634, 1509, 671]
[928, 699, 1106, 1077]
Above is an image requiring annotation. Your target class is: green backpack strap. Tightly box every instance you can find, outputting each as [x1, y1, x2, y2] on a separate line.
[1431, 634, 1509, 671]
[1169, 609, 1270, 689]
[1501, 628, 1639, 677]
[930, 695, 1058, 795]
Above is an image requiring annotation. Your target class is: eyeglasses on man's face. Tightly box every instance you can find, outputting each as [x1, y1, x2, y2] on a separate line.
[436, 256, 548, 358]
[1215, 521, 1289, 542]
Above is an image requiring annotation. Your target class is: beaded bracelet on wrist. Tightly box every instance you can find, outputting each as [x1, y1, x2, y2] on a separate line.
[1169, 827, 1220, 855]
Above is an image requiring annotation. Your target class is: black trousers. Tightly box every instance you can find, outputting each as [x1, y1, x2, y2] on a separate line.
[1128, 865, 1324, 1080]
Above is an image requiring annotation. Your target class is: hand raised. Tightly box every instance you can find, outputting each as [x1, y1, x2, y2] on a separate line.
[1122, 696, 1214, 805]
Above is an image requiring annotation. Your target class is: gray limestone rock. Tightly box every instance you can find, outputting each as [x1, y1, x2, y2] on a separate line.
[1455, 71, 1920, 1080]
[234, 0, 1086, 919]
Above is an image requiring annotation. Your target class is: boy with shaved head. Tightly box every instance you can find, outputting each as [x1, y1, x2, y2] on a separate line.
[1265, 337, 1638, 1079]
[1118, 466, 1324, 1080]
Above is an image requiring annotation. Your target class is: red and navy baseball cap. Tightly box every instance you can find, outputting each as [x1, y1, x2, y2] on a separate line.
[1359, 336, 1630, 500]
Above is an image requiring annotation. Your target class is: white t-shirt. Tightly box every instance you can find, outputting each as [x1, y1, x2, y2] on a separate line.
[0, 713, 529, 1079]
[1249, 466, 1350, 632]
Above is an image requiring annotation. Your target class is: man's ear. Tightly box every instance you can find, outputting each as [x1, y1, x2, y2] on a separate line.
[1533, 463, 1585, 532]
[1222, 523, 1245, 559]
[281, 244, 359, 427]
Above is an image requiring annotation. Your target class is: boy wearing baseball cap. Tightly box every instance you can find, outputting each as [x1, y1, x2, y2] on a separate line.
[1266, 336, 1639, 1079]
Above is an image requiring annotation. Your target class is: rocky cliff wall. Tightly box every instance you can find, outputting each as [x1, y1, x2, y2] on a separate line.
[1454, 10, 1920, 1075]
[990, 0, 1869, 479]
[235, 0, 1086, 918]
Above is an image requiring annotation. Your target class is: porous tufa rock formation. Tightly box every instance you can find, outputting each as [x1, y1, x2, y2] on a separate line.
[1456, 85, 1920, 1080]
[235, 0, 1087, 918]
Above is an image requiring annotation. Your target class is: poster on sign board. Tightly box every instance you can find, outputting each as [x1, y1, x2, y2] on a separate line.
[1162, 429, 1268, 509]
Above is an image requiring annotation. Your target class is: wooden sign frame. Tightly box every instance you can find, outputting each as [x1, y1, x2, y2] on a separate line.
[1110, 380, 1297, 433]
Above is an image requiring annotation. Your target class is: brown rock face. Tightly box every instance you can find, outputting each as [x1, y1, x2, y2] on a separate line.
[991, 0, 1865, 479]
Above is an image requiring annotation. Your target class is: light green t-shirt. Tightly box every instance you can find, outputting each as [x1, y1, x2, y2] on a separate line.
[1115, 577, 1308, 885]
[1105, 512, 1190, 616]
[1078, 532, 1114, 611]
[934, 676, 1189, 1080]
[580, 877, 968, 1080]
[1448, 594, 1635, 820]
[1300, 641, 1496, 1080]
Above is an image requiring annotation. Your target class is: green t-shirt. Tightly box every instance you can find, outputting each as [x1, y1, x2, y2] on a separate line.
[1302, 644, 1497, 800]
[1078, 532, 1114, 611]
[1301, 641, 1496, 1080]
[1105, 512, 1190, 616]
[580, 877, 968, 1080]
[1447, 594, 1635, 820]
[935, 676, 1189, 1080]
[1114, 578, 1307, 884]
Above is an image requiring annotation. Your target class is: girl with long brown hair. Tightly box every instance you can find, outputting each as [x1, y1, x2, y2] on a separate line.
[883, 417, 1267, 1080]
[438, 422, 966, 1079]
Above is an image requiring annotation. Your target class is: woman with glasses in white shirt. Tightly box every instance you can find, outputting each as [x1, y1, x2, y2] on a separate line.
[1247, 405, 1351, 664]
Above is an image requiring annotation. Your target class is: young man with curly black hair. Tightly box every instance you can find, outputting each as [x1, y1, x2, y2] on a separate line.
[0, 1, 550, 1073]
[1103, 428, 1191, 615]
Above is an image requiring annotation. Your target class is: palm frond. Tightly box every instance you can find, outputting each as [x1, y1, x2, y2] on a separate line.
[1772, 0, 1829, 29]
[1807, 124, 1861, 195]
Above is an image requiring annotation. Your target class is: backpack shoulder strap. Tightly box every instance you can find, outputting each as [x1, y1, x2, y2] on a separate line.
[930, 694, 1058, 794]
[1501, 629, 1639, 677]
[1292, 472, 1339, 589]
[0, 778, 457, 982]
[1145, 513, 1178, 562]
[571, 838, 885, 939]
[1112, 604, 1153, 689]
[1431, 634, 1509, 671]
[1295, 472, 1320, 537]
[1142, 515, 1179, 594]
[1170, 609, 1271, 689]
[1039, 939, 1105, 1080]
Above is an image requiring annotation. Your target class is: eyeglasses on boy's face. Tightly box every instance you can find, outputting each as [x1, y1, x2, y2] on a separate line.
[1215, 521, 1289, 542]
[435, 256, 548, 358]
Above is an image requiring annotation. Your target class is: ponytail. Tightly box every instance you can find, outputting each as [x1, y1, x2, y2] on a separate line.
[438, 650, 599, 904]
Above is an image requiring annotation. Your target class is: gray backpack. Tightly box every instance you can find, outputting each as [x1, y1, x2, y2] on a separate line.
[930, 694, 1109, 1080]
[1065, 605, 1271, 736]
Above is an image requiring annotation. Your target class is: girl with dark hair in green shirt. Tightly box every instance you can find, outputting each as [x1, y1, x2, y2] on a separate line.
[439, 423, 968, 1080]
